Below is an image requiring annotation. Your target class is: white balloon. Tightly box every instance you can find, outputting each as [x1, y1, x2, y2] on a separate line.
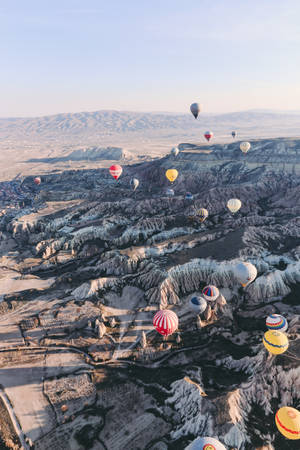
[227, 198, 242, 213]
[235, 261, 257, 287]
[171, 147, 179, 157]
[185, 437, 226, 450]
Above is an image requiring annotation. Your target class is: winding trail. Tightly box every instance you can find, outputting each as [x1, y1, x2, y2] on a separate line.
[0, 388, 29, 450]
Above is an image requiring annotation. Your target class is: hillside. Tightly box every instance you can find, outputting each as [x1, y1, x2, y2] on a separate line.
[0, 109, 300, 138]
[0, 138, 299, 449]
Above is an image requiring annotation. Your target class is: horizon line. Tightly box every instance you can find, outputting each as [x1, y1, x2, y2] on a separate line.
[1, 107, 300, 120]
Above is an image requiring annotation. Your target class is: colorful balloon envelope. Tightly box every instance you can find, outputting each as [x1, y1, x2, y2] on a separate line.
[235, 261, 257, 287]
[190, 296, 207, 314]
[190, 103, 201, 119]
[266, 314, 288, 332]
[153, 310, 178, 336]
[130, 178, 139, 191]
[204, 131, 213, 142]
[263, 330, 289, 355]
[197, 208, 208, 222]
[34, 177, 41, 185]
[275, 406, 300, 440]
[171, 147, 179, 157]
[202, 285, 219, 301]
[240, 141, 251, 154]
[165, 169, 178, 183]
[227, 198, 242, 213]
[109, 164, 122, 180]
[185, 192, 194, 201]
[185, 436, 226, 450]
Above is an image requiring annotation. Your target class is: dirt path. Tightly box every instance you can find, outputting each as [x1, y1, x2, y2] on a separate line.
[0, 388, 29, 449]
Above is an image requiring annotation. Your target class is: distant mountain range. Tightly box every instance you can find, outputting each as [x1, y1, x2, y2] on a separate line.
[0, 109, 300, 139]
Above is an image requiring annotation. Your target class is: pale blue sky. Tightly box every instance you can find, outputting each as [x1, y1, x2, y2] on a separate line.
[1, 0, 300, 116]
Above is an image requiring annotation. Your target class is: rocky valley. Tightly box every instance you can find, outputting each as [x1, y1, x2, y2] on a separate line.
[0, 138, 299, 450]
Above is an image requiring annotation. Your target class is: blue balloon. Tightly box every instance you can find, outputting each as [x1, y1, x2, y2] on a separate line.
[185, 437, 226, 450]
[185, 192, 194, 200]
[189, 296, 207, 314]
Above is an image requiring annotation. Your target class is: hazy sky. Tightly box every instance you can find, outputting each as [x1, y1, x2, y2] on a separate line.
[1, 0, 300, 116]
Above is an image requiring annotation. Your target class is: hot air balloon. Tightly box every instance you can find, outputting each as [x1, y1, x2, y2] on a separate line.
[165, 169, 178, 183]
[204, 131, 213, 142]
[190, 103, 201, 119]
[185, 192, 194, 201]
[171, 147, 179, 157]
[185, 436, 226, 450]
[263, 330, 289, 355]
[235, 261, 257, 287]
[227, 198, 242, 213]
[202, 285, 219, 301]
[232, 131, 236, 138]
[189, 296, 207, 314]
[240, 141, 251, 154]
[166, 188, 175, 197]
[266, 314, 288, 332]
[153, 310, 178, 336]
[109, 164, 122, 180]
[275, 406, 300, 440]
[197, 208, 208, 222]
[34, 177, 41, 185]
[130, 178, 139, 191]
[61, 404, 69, 413]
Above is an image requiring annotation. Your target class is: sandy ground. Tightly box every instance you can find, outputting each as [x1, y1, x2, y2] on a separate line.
[0, 357, 55, 442]
[0, 270, 54, 296]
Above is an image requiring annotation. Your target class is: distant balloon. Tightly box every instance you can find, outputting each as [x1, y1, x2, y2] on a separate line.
[235, 261, 257, 287]
[185, 436, 226, 450]
[190, 296, 207, 314]
[266, 314, 288, 332]
[165, 169, 178, 183]
[171, 147, 179, 157]
[227, 198, 242, 213]
[185, 192, 194, 201]
[202, 285, 219, 301]
[197, 208, 208, 222]
[166, 188, 175, 197]
[232, 131, 236, 138]
[263, 330, 289, 355]
[190, 103, 201, 119]
[275, 406, 300, 440]
[34, 177, 41, 185]
[130, 178, 139, 191]
[153, 310, 178, 336]
[240, 141, 251, 154]
[109, 164, 122, 180]
[204, 131, 213, 142]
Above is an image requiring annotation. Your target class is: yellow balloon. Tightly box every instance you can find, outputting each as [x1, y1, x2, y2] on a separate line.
[197, 208, 208, 222]
[275, 406, 300, 440]
[240, 141, 251, 153]
[166, 169, 178, 183]
[263, 330, 289, 355]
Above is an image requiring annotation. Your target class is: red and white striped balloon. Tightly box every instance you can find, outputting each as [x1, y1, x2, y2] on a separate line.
[109, 164, 123, 180]
[153, 310, 178, 336]
[204, 131, 213, 142]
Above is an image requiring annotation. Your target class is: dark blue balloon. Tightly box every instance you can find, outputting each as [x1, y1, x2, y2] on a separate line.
[190, 296, 207, 313]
